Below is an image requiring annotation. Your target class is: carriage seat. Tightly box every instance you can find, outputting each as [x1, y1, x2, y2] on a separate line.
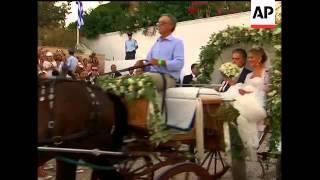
[165, 87, 221, 131]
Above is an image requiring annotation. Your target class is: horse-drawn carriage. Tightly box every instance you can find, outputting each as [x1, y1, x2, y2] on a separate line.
[38, 74, 274, 180]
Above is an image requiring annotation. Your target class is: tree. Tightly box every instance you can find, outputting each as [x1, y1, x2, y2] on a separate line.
[38, 1, 71, 28]
[38, 1, 76, 48]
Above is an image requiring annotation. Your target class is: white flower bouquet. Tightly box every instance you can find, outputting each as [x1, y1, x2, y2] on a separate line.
[219, 62, 240, 78]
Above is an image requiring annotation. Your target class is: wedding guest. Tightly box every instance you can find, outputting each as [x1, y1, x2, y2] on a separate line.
[42, 52, 58, 78]
[65, 48, 78, 79]
[86, 66, 100, 84]
[110, 64, 122, 78]
[183, 63, 199, 86]
[89, 52, 99, 67]
[127, 69, 135, 77]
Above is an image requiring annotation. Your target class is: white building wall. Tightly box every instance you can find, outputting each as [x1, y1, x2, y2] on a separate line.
[83, 12, 253, 78]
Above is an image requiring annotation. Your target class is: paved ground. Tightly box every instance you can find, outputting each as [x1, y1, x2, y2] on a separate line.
[39, 133, 279, 180]
[39, 154, 278, 180]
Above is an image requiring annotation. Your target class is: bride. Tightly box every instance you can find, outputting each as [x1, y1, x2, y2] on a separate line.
[220, 47, 270, 161]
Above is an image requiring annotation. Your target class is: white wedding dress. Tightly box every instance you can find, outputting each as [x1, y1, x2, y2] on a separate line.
[220, 70, 268, 161]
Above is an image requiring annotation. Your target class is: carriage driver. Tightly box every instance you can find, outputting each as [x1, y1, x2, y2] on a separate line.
[141, 13, 184, 110]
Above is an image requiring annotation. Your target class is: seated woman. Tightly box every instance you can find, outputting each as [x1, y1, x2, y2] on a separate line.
[220, 47, 270, 161]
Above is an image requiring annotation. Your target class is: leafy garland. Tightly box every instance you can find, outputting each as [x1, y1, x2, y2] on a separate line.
[197, 25, 281, 152]
[96, 75, 172, 146]
[266, 27, 281, 152]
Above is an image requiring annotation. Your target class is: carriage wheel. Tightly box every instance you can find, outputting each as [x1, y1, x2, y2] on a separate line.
[156, 162, 211, 180]
[115, 155, 154, 180]
[197, 150, 230, 179]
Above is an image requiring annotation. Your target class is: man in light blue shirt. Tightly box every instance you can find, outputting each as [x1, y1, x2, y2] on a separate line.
[144, 14, 184, 91]
[125, 32, 138, 60]
[142, 14, 184, 114]
[65, 48, 78, 79]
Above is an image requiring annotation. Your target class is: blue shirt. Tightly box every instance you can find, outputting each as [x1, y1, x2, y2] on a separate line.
[145, 34, 184, 80]
[125, 39, 138, 52]
[66, 55, 78, 72]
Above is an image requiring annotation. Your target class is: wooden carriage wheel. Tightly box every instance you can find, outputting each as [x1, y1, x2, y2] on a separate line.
[156, 162, 211, 180]
[115, 154, 155, 180]
[196, 150, 230, 179]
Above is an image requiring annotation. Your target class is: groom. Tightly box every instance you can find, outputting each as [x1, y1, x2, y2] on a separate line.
[219, 48, 251, 92]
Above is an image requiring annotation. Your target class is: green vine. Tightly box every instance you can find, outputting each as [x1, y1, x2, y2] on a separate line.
[96, 75, 172, 146]
[266, 26, 281, 152]
[197, 25, 281, 152]
[210, 102, 245, 159]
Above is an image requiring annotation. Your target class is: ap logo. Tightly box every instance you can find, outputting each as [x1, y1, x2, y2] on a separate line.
[251, 0, 276, 28]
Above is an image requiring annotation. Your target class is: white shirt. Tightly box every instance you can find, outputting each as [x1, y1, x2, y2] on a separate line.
[192, 73, 197, 81]
[239, 67, 244, 75]
[42, 60, 57, 70]
[42, 60, 57, 78]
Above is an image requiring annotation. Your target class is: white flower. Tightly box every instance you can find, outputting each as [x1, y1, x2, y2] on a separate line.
[109, 84, 117, 91]
[138, 88, 145, 96]
[213, 40, 220, 46]
[116, 80, 121, 86]
[222, 32, 228, 37]
[258, 29, 264, 36]
[273, 27, 281, 35]
[274, 45, 281, 51]
[120, 86, 125, 93]
[138, 81, 144, 87]
[128, 85, 134, 92]
[219, 62, 240, 78]
[268, 90, 277, 97]
[128, 78, 135, 85]
[274, 70, 281, 75]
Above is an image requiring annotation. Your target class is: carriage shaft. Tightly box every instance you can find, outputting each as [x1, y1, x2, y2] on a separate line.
[38, 147, 125, 156]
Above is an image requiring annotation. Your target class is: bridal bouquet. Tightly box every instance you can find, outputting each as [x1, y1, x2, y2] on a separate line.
[219, 62, 240, 78]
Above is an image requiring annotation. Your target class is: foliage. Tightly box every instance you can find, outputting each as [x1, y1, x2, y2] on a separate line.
[38, 27, 77, 48]
[38, 1, 71, 28]
[70, 1, 250, 39]
[38, 1, 75, 47]
[266, 25, 281, 152]
[96, 75, 172, 146]
[229, 123, 246, 160]
[211, 102, 245, 159]
[197, 25, 282, 152]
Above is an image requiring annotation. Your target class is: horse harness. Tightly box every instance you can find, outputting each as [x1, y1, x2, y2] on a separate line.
[38, 79, 111, 146]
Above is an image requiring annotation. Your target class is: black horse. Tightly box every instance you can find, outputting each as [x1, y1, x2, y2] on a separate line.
[38, 78, 128, 180]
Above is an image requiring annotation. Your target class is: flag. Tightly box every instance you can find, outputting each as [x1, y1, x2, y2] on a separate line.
[76, 1, 84, 29]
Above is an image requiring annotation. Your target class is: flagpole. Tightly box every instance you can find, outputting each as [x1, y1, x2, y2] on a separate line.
[77, 27, 80, 46]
